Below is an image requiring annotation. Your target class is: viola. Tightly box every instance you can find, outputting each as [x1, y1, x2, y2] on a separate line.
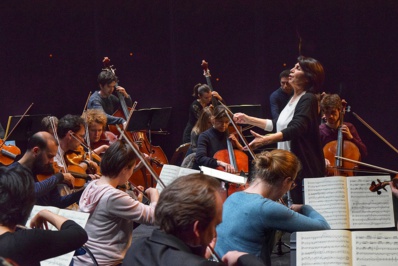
[36, 162, 90, 189]
[323, 101, 361, 176]
[0, 139, 21, 166]
[0, 103, 34, 165]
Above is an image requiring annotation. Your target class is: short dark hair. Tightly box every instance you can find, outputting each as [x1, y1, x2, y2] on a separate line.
[320, 94, 343, 113]
[297, 56, 325, 93]
[0, 167, 35, 228]
[155, 174, 220, 237]
[57, 114, 85, 139]
[192, 83, 211, 97]
[279, 69, 290, 80]
[100, 140, 137, 177]
[97, 70, 119, 86]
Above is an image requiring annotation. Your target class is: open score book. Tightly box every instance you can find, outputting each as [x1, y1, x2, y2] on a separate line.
[25, 205, 89, 266]
[304, 175, 395, 229]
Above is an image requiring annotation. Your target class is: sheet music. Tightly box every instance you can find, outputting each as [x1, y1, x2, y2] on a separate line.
[156, 164, 200, 193]
[199, 166, 247, 185]
[347, 175, 395, 229]
[297, 230, 352, 266]
[352, 231, 398, 266]
[304, 176, 349, 229]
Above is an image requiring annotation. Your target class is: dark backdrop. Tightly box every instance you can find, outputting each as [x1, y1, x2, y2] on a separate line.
[1, 0, 397, 173]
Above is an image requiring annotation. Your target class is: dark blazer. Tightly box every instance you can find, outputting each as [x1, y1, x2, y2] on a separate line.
[122, 229, 265, 266]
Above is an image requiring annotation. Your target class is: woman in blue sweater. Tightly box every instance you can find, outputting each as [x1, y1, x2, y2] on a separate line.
[215, 149, 330, 265]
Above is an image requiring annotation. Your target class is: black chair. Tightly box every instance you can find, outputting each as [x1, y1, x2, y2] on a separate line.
[169, 143, 191, 166]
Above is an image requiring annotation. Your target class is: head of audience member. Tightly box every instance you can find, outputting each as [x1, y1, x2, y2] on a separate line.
[155, 174, 222, 257]
[24, 132, 58, 175]
[192, 107, 213, 135]
[211, 105, 230, 133]
[57, 114, 85, 151]
[251, 149, 301, 200]
[320, 94, 343, 127]
[279, 69, 293, 95]
[100, 140, 138, 185]
[83, 109, 107, 144]
[41, 116, 59, 136]
[0, 167, 35, 231]
[97, 70, 119, 97]
[192, 83, 212, 105]
[290, 56, 325, 93]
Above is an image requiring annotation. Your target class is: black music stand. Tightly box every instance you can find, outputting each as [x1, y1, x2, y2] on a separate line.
[5, 114, 51, 152]
[5, 114, 51, 141]
[227, 104, 263, 118]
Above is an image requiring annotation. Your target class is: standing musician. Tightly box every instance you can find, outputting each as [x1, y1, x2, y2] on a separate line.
[319, 94, 368, 158]
[8, 132, 83, 208]
[182, 83, 223, 143]
[194, 105, 243, 173]
[233, 56, 326, 204]
[269, 70, 293, 120]
[123, 173, 266, 266]
[215, 150, 330, 265]
[87, 68, 133, 127]
[73, 140, 159, 266]
[83, 108, 117, 155]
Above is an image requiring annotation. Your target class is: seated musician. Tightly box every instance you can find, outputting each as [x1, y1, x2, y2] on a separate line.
[194, 105, 243, 173]
[319, 94, 368, 158]
[56, 114, 100, 176]
[87, 68, 133, 127]
[83, 108, 117, 155]
[41, 115, 59, 136]
[8, 131, 83, 208]
[215, 150, 330, 265]
[123, 173, 265, 266]
[73, 140, 159, 266]
[0, 167, 88, 265]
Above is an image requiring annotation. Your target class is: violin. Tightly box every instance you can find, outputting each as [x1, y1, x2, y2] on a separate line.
[323, 101, 361, 176]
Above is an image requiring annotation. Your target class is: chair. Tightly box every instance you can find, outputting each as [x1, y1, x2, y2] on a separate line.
[169, 143, 191, 166]
[73, 245, 99, 266]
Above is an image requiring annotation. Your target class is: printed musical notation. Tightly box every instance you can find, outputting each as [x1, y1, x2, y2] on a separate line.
[304, 175, 395, 229]
[297, 230, 398, 266]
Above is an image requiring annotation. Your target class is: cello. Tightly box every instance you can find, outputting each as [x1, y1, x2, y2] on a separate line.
[323, 101, 361, 176]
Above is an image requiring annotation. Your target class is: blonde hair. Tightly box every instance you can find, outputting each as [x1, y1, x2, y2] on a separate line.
[83, 109, 107, 128]
[192, 107, 213, 135]
[252, 149, 301, 186]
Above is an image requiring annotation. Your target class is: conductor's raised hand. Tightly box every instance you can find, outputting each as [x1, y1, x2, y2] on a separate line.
[233, 113, 249, 124]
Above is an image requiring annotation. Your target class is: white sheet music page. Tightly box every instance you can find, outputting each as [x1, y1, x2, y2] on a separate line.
[351, 231, 398, 266]
[199, 166, 247, 184]
[347, 175, 395, 229]
[304, 176, 349, 229]
[156, 164, 200, 193]
[297, 230, 352, 266]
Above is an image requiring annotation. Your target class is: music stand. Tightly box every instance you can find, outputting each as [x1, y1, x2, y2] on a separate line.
[5, 114, 51, 142]
[227, 104, 263, 118]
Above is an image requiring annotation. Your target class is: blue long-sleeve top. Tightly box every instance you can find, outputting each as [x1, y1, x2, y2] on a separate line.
[215, 192, 330, 265]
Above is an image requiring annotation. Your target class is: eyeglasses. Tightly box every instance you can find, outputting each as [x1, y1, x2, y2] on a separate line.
[288, 177, 297, 191]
